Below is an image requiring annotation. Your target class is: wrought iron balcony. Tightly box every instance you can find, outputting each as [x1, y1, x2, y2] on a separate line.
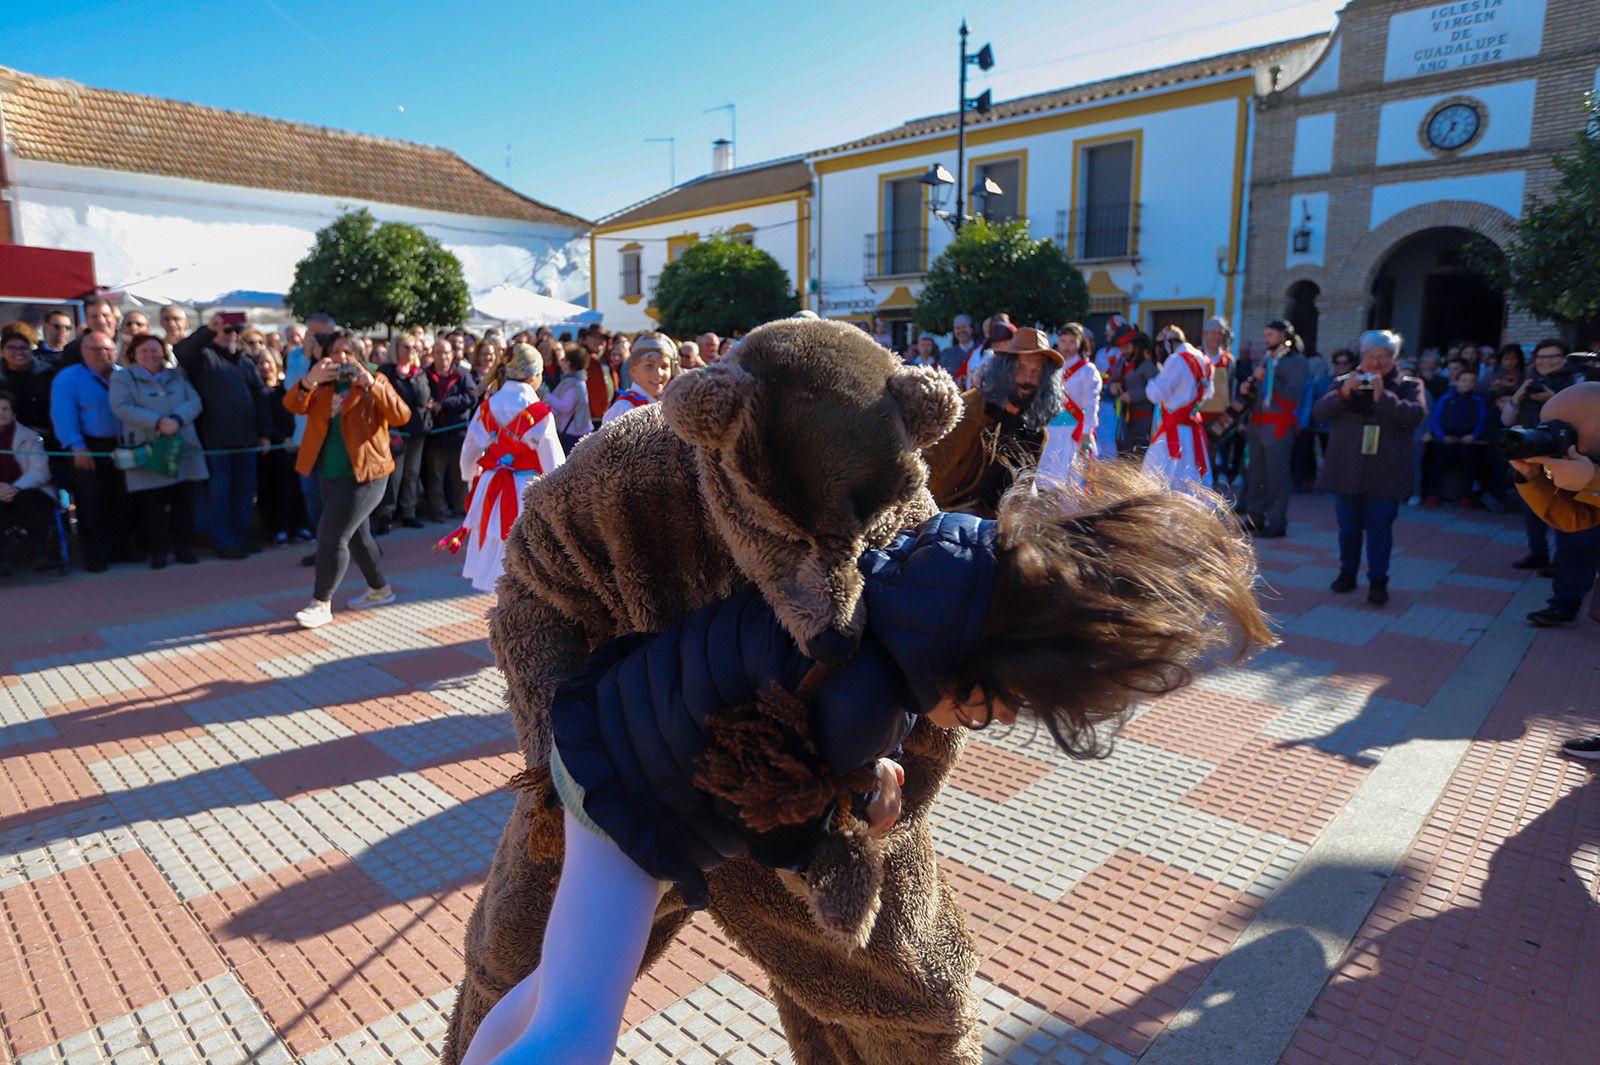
[864, 228, 929, 279]
[1055, 204, 1141, 261]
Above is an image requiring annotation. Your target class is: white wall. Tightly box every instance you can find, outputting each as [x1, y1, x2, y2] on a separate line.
[814, 83, 1246, 331]
[592, 196, 805, 334]
[9, 159, 588, 307]
[1374, 78, 1537, 166]
[1369, 170, 1527, 228]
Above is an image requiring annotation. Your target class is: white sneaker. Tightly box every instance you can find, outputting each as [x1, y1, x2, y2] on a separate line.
[348, 585, 396, 610]
[295, 599, 332, 629]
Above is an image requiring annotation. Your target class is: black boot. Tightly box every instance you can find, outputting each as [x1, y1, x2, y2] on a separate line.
[1367, 577, 1389, 606]
[1330, 570, 1357, 593]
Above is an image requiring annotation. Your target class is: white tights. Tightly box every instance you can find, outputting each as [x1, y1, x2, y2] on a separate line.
[461, 811, 666, 1065]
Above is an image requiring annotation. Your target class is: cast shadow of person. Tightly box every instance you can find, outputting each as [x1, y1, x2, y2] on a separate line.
[1088, 770, 1598, 1063]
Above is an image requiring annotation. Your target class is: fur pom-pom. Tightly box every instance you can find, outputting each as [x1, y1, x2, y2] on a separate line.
[887, 365, 963, 450]
[693, 668, 877, 834]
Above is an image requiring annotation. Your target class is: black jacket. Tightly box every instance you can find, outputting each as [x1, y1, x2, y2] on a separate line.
[424, 365, 477, 434]
[174, 326, 271, 450]
[551, 513, 998, 907]
[378, 364, 434, 440]
[0, 356, 58, 440]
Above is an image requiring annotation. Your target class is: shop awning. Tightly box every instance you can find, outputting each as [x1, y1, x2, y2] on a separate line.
[0, 244, 97, 301]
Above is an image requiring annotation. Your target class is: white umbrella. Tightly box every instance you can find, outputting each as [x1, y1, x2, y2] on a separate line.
[472, 284, 601, 328]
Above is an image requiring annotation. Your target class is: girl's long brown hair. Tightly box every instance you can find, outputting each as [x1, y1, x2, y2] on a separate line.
[953, 463, 1276, 758]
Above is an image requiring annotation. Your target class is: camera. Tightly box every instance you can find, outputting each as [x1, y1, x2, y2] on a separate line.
[1498, 419, 1578, 460]
[337, 361, 359, 382]
[1355, 371, 1376, 390]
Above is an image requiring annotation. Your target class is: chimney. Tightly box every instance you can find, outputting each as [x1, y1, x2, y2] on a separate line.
[712, 137, 734, 174]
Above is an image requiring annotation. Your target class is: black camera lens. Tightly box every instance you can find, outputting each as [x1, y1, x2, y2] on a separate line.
[1498, 420, 1578, 460]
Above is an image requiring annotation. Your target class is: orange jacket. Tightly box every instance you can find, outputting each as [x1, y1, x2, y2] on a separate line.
[586, 359, 619, 421]
[283, 371, 411, 483]
[1515, 467, 1600, 533]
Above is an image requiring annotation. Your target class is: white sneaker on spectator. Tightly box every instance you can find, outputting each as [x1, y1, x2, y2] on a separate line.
[295, 599, 332, 629]
[349, 585, 396, 610]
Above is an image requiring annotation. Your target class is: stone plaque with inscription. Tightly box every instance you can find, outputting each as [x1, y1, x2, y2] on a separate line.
[1383, 0, 1546, 82]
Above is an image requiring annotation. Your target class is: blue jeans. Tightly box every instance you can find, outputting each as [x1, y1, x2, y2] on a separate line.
[1548, 525, 1600, 613]
[1334, 494, 1400, 580]
[206, 451, 257, 551]
[1519, 493, 1552, 558]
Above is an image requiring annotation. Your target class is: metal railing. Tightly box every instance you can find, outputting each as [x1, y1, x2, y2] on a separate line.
[1056, 204, 1141, 261]
[864, 228, 929, 279]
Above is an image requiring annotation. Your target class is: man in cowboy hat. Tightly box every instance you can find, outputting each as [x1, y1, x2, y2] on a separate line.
[923, 325, 1065, 517]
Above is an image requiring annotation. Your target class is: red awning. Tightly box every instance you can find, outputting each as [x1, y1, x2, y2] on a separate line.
[0, 244, 98, 301]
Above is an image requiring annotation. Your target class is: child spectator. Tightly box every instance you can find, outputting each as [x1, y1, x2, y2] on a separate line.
[1423, 368, 1490, 506]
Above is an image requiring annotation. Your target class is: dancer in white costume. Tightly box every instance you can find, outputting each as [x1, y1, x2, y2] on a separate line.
[1142, 325, 1215, 493]
[445, 345, 564, 592]
[1038, 323, 1101, 488]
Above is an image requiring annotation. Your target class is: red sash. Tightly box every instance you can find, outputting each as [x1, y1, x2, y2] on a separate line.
[613, 388, 651, 409]
[1252, 396, 1299, 439]
[438, 400, 552, 554]
[1156, 350, 1211, 476]
[954, 342, 983, 388]
[1060, 359, 1088, 443]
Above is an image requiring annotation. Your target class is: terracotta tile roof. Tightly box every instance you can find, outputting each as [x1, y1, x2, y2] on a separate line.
[811, 34, 1329, 158]
[0, 66, 589, 228]
[597, 157, 811, 230]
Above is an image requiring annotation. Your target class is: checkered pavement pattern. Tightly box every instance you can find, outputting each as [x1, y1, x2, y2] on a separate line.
[0, 500, 1589, 1064]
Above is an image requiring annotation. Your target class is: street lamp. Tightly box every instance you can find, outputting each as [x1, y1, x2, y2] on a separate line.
[954, 20, 996, 232]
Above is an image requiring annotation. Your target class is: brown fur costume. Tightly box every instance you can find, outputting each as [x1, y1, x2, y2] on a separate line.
[442, 319, 984, 1064]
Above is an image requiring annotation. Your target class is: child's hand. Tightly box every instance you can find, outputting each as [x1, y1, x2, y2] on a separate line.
[866, 758, 904, 836]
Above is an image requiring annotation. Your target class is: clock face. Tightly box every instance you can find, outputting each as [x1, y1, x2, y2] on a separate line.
[1426, 102, 1482, 151]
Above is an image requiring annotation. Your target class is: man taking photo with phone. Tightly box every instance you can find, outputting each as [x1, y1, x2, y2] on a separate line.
[1508, 377, 1600, 760]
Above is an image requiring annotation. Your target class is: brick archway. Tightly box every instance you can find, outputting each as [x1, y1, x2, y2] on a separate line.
[1339, 200, 1517, 311]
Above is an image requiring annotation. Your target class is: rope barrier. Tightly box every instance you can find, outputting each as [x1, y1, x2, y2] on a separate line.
[0, 422, 475, 458]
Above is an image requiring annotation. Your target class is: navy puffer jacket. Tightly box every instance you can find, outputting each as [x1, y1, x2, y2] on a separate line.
[550, 512, 997, 907]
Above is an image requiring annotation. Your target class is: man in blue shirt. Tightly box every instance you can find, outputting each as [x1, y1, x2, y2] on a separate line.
[50, 329, 130, 572]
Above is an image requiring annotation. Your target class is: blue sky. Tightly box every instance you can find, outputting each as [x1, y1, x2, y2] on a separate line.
[7, 0, 1343, 222]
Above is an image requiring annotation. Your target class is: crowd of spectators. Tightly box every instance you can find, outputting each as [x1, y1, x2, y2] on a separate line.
[0, 300, 729, 577]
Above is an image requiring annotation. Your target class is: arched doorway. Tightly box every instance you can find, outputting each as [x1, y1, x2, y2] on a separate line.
[1368, 227, 1505, 351]
[1286, 280, 1321, 357]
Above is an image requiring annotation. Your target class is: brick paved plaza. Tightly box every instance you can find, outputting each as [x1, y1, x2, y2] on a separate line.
[2, 496, 1596, 1064]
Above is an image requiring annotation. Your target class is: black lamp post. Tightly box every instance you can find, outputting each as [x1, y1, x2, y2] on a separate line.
[954, 20, 995, 233]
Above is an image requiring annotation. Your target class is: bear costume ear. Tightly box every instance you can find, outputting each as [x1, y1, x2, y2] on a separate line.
[660, 362, 756, 448]
[887, 365, 963, 450]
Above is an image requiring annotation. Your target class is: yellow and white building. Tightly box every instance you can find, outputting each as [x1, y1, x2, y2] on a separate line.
[589, 156, 811, 334]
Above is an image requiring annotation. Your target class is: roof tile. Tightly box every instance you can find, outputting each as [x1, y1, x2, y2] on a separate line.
[0, 66, 588, 228]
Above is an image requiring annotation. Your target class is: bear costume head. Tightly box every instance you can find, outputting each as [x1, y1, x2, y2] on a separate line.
[662, 317, 962, 663]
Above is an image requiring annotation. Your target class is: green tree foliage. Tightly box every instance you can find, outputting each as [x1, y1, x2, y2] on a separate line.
[914, 219, 1089, 335]
[1473, 97, 1600, 331]
[287, 208, 471, 332]
[653, 234, 799, 338]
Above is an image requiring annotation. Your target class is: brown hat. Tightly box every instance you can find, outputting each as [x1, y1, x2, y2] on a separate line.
[996, 326, 1063, 366]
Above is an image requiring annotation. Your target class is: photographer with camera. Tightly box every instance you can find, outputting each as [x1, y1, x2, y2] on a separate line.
[1505, 378, 1600, 760]
[284, 332, 411, 629]
[1498, 340, 1573, 570]
[1313, 330, 1427, 606]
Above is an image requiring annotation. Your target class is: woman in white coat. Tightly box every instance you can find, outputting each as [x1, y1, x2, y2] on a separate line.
[1142, 325, 1215, 493]
[446, 345, 565, 592]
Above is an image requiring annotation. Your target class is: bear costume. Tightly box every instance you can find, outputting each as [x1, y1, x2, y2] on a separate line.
[442, 318, 986, 1064]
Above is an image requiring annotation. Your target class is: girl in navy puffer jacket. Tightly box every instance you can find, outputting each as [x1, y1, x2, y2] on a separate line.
[464, 469, 1273, 1065]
